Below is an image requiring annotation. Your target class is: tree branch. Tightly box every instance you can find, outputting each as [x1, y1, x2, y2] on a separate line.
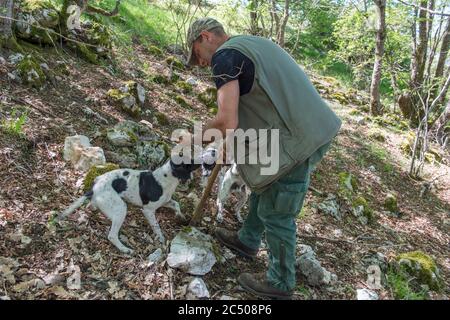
[396, 0, 450, 17]
[86, 0, 121, 17]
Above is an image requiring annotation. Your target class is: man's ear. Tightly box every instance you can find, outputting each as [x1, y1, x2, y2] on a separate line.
[199, 30, 211, 42]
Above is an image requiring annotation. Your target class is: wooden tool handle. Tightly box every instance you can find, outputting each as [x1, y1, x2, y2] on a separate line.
[189, 163, 222, 226]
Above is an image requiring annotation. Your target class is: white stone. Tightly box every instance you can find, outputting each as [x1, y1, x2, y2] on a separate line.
[74, 147, 106, 172]
[147, 248, 163, 265]
[167, 228, 217, 276]
[136, 84, 146, 105]
[186, 77, 197, 86]
[63, 135, 91, 162]
[186, 277, 210, 300]
[356, 288, 379, 300]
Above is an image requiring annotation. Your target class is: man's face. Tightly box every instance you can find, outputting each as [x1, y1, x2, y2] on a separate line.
[192, 31, 216, 67]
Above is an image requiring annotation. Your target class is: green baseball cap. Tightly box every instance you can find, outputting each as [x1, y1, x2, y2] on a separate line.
[186, 17, 223, 66]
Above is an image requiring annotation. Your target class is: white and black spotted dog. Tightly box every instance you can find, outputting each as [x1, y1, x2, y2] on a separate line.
[58, 151, 212, 254]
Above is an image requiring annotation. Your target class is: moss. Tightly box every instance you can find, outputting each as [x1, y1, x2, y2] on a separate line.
[76, 43, 98, 64]
[368, 129, 386, 142]
[54, 61, 70, 76]
[165, 56, 185, 70]
[83, 163, 120, 192]
[400, 132, 416, 156]
[425, 149, 442, 163]
[174, 95, 190, 108]
[148, 45, 163, 57]
[16, 55, 46, 88]
[154, 112, 169, 126]
[0, 36, 24, 52]
[330, 92, 348, 104]
[349, 109, 362, 116]
[150, 74, 170, 85]
[396, 251, 443, 291]
[384, 193, 398, 213]
[175, 81, 193, 94]
[197, 87, 217, 109]
[107, 88, 128, 100]
[338, 172, 358, 197]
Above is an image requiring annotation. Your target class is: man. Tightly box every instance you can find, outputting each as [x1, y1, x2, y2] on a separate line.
[186, 18, 341, 299]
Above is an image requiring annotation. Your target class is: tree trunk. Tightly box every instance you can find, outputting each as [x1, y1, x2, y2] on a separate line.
[434, 16, 450, 80]
[270, 0, 280, 41]
[411, 1, 429, 89]
[370, 0, 386, 116]
[249, 0, 259, 35]
[0, 0, 14, 38]
[434, 100, 450, 145]
[0, 0, 22, 51]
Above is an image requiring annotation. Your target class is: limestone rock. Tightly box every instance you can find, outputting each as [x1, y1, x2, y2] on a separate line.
[186, 277, 210, 300]
[167, 227, 217, 276]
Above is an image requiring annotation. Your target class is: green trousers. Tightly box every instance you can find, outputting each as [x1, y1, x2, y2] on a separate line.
[238, 141, 332, 291]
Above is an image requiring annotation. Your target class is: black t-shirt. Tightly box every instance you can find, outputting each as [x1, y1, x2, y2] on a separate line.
[211, 48, 255, 96]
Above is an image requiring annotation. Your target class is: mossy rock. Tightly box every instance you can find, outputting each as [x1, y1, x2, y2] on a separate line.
[54, 61, 70, 76]
[15, 0, 59, 45]
[384, 193, 399, 213]
[83, 163, 120, 192]
[148, 45, 163, 57]
[76, 43, 99, 64]
[83, 22, 113, 56]
[396, 251, 443, 291]
[136, 140, 168, 168]
[165, 56, 185, 70]
[330, 92, 349, 104]
[368, 129, 386, 142]
[352, 195, 374, 224]
[154, 112, 169, 126]
[107, 88, 129, 100]
[16, 55, 46, 88]
[338, 172, 358, 198]
[175, 81, 193, 94]
[424, 148, 442, 164]
[400, 132, 416, 157]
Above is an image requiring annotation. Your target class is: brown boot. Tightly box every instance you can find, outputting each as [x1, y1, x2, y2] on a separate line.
[238, 272, 293, 300]
[215, 227, 258, 258]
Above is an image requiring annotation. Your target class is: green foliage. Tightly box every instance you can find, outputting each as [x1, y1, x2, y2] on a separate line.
[175, 81, 193, 94]
[165, 56, 185, 70]
[155, 112, 169, 126]
[396, 251, 443, 291]
[1, 109, 28, 136]
[84, 0, 177, 46]
[387, 267, 428, 300]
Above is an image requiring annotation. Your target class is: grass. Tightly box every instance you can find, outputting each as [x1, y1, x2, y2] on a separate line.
[51, 0, 177, 47]
[387, 268, 428, 300]
[1, 108, 28, 137]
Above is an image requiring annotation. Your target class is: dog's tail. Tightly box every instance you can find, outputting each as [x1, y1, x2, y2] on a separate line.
[57, 190, 93, 221]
